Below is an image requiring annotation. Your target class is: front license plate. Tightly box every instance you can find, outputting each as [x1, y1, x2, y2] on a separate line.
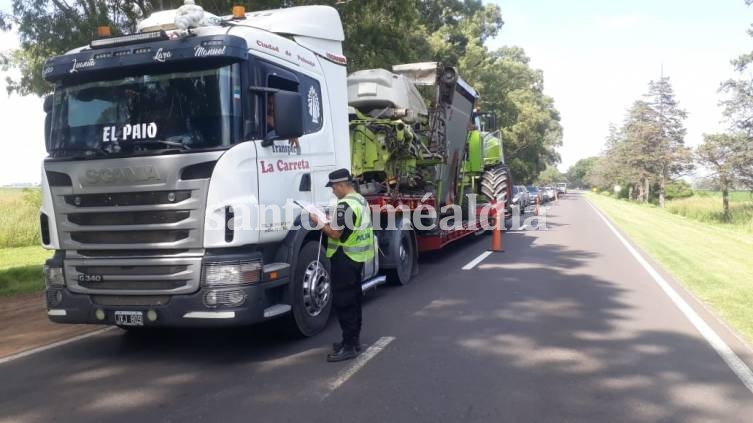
[114, 311, 143, 327]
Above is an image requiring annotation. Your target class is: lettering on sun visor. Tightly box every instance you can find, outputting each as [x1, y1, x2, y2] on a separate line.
[102, 122, 158, 142]
[153, 48, 172, 62]
[194, 45, 226, 57]
[69, 58, 96, 73]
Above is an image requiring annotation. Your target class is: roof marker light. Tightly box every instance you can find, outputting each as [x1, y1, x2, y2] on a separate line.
[232, 5, 246, 19]
[96, 26, 112, 38]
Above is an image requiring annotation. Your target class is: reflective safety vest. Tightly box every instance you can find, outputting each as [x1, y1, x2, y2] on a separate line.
[326, 192, 375, 263]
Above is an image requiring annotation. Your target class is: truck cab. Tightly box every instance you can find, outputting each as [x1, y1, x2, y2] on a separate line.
[40, 4, 355, 335]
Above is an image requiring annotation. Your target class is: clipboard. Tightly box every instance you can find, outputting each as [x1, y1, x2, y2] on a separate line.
[294, 200, 330, 224]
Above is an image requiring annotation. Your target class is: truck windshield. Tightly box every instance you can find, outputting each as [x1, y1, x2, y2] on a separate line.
[49, 63, 242, 158]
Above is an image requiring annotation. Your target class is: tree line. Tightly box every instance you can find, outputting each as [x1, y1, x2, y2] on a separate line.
[568, 1, 753, 218]
[0, 0, 562, 184]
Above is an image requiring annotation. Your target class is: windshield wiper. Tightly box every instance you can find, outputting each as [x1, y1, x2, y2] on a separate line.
[50, 147, 109, 158]
[125, 140, 192, 151]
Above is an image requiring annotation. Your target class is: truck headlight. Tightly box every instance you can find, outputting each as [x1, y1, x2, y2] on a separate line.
[44, 265, 65, 287]
[204, 289, 247, 308]
[202, 260, 261, 286]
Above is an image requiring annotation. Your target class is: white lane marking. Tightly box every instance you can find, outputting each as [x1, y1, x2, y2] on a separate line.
[587, 199, 753, 394]
[0, 327, 115, 366]
[508, 224, 528, 232]
[326, 336, 395, 395]
[462, 251, 494, 270]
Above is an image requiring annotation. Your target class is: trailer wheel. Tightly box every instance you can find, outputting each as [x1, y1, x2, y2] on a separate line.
[285, 241, 332, 337]
[387, 228, 416, 286]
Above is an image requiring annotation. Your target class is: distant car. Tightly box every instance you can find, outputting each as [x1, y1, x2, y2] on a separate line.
[542, 186, 556, 202]
[518, 185, 530, 208]
[512, 185, 530, 210]
[556, 182, 567, 195]
[526, 185, 543, 204]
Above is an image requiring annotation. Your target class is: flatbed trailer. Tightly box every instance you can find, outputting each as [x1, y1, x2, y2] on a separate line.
[365, 194, 502, 253]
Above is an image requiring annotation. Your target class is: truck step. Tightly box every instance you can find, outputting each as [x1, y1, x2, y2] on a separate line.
[361, 275, 387, 292]
[263, 304, 292, 318]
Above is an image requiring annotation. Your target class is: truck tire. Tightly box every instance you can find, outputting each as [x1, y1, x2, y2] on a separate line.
[387, 228, 416, 286]
[285, 241, 332, 337]
[480, 165, 510, 209]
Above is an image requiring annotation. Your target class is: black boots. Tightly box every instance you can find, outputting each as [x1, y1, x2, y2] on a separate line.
[332, 341, 363, 353]
[327, 341, 361, 362]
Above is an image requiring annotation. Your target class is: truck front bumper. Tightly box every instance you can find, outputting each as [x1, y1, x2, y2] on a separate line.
[46, 276, 289, 327]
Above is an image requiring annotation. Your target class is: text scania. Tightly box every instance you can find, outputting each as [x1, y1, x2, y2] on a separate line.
[260, 159, 311, 173]
[102, 122, 158, 142]
[83, 166, 161, 185]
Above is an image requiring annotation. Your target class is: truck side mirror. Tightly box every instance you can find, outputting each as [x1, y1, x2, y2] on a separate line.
[262, 91, 303, 147]
[43, 96, 53, 151]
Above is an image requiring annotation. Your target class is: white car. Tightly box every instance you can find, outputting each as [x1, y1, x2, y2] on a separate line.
[543, 186, 556, 201]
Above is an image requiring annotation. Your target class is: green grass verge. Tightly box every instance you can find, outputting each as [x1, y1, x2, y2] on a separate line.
[665, 191, 753, 234]
[0, 246, 52, 296]
[587, 193, 753, 344]
[0, 188, 42, 248]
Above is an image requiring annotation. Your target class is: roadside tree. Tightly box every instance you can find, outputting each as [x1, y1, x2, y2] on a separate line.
[697, 133, 752, 218]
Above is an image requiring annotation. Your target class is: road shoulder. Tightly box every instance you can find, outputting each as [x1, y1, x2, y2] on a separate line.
[0, 292, 102, 359]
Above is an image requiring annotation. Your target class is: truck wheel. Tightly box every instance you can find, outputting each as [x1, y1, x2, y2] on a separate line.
[387, 228, 416, 286]
[285, 241, 332, 337]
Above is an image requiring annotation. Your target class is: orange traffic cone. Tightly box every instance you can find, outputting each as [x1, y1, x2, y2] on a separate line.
[492, 208, 504, 252]
[534, 197, 540, 216]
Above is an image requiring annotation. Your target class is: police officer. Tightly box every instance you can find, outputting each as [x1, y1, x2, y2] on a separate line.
[309, 168, 374, 362]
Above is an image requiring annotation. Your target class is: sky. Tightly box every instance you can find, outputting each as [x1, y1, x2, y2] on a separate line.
[0, 0, 751, 184]
[487, 0, 752, 173]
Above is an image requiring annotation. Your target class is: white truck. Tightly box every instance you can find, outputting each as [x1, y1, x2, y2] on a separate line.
[39, 3, 508, 335]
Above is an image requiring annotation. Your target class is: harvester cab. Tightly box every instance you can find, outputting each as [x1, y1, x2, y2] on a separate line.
[465, 108, 512, 216]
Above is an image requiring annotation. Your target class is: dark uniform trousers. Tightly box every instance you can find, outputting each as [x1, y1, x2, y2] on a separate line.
[330, 248, 363, 347]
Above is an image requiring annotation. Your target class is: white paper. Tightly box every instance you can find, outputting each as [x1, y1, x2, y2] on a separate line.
[294, 200, 330, 224]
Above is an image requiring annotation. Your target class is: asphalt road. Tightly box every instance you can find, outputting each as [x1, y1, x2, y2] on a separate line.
[2, 193, 753, 423]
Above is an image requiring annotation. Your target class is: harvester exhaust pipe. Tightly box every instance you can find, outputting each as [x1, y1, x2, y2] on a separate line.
[395, 122, 405, 141]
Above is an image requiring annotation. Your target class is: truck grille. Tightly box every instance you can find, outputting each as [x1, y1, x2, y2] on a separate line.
[91, 295, 171, 306]
[55, 187, 206, 250]
[75, 249, 189, 257]
[64, 257, 202, 295]
[81, 280, 189, 290]
[46, 151, 222, 295]
[68, 211, 191, 226]
[70, 230, 190, 244]
[64, 190, 192, 207]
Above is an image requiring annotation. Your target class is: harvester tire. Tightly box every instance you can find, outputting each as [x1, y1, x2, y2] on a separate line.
[480, 165, 510, 211]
